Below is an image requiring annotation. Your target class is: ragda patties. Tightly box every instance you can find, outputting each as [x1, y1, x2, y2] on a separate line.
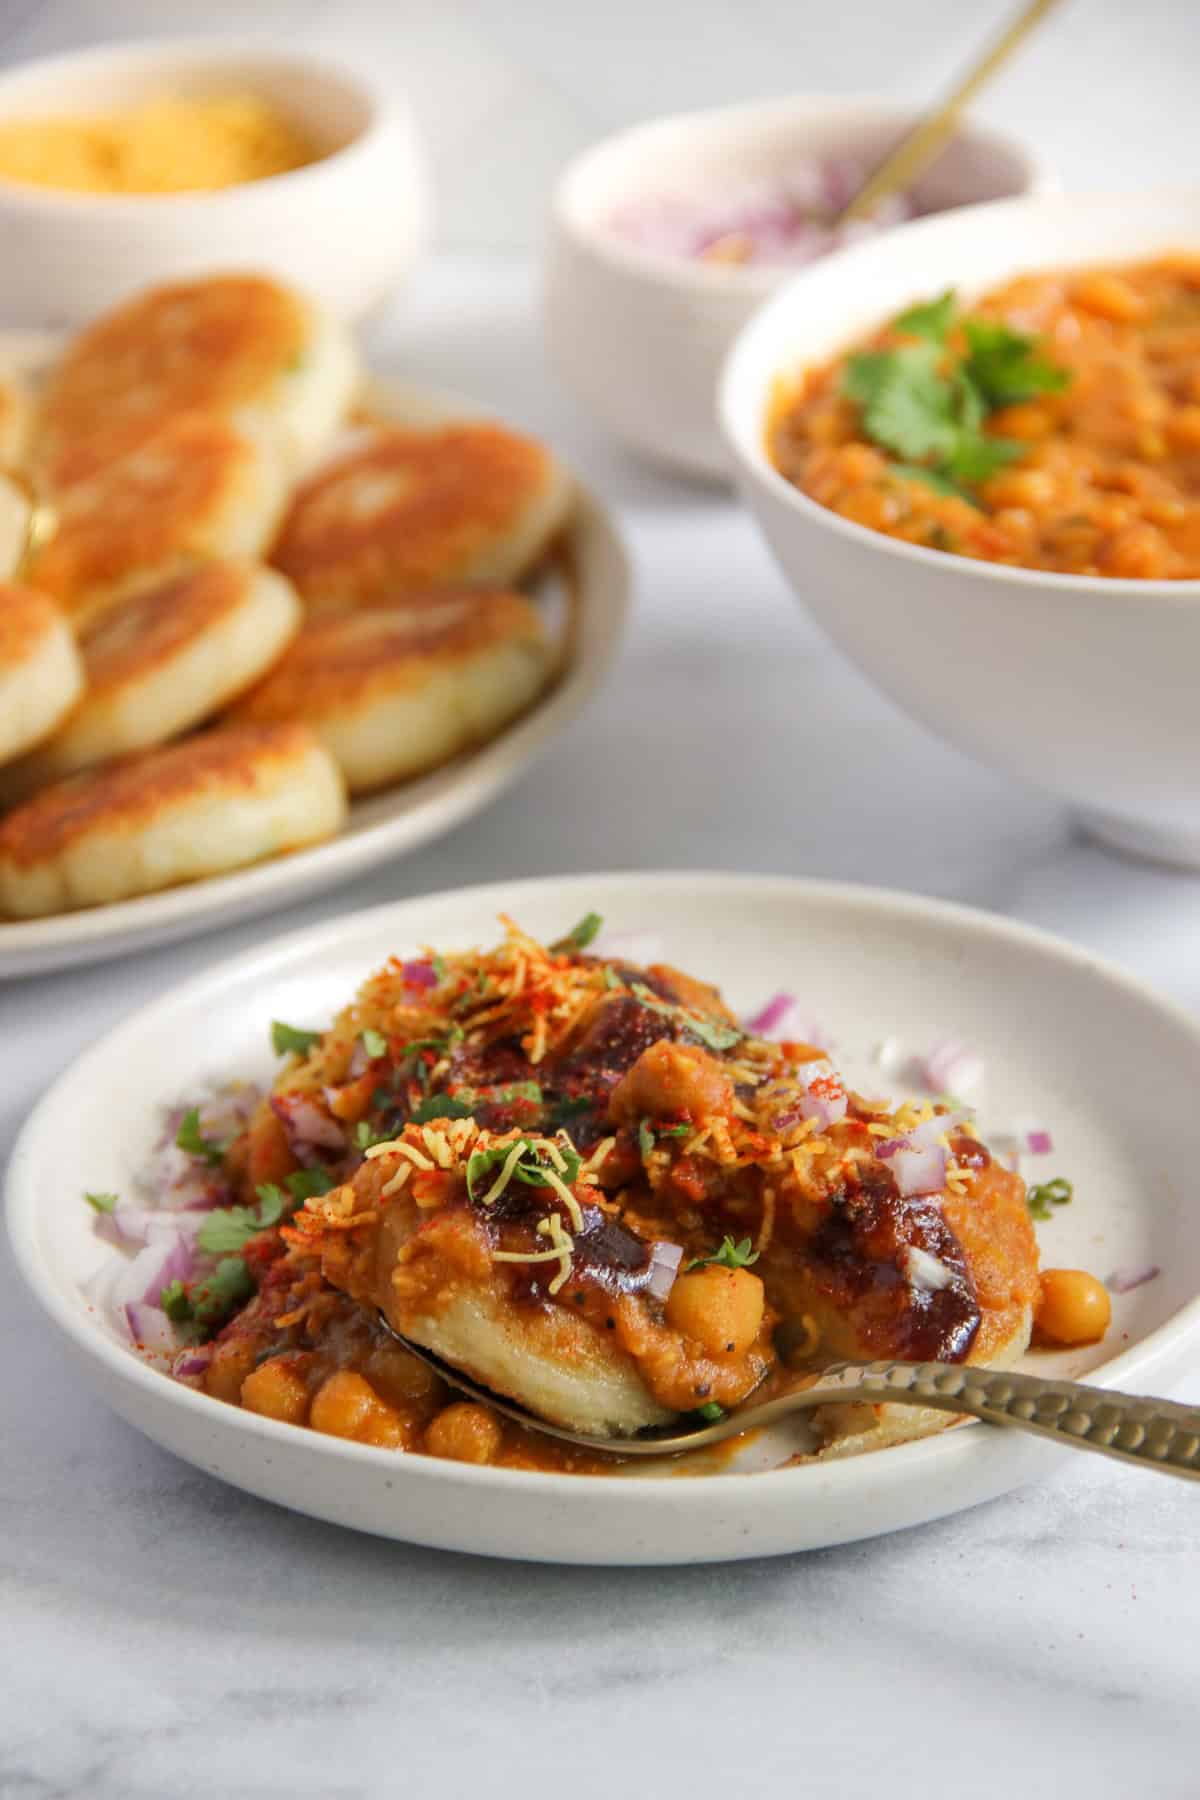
[32, 273, 360, 491]
[0, 721, 344, 916]
[228, 590, 551, 792]
[270, 423, 574, 610]
[189, 920, 1041, 1457]
[26, 412, 290, 627]
[0, 585, 84, 766]
[0, 562, 301, 802]
[0, 369, 32, 469]
[0, 472, 31, 579]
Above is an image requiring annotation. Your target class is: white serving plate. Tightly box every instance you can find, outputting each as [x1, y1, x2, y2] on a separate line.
[8, 872, 1200, 1565]
[0, 340, 630, 978]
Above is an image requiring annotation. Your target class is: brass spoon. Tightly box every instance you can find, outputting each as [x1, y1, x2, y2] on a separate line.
[383, 1320, 1200, 1479]
[835, 0, 1064, 226]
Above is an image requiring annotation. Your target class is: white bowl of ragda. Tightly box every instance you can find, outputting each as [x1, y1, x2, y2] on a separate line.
[720, 188, 1200, 869]
[0, 38, 428, 324]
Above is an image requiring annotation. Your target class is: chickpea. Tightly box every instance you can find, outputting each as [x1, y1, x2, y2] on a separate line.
[665, 1265, 765, 1357]
[1035, 1269, 1112, 1346]
[363, 1343, 442, 1405]
[424, 1402, 503, 1465]
[310, 1369, 380, 1439]
[205, 1338, 257, 1404]
[240, 1356, 310, 1425]
[1073, 272, 1146, 323]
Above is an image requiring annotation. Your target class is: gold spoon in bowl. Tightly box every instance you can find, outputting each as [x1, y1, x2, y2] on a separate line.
[382, 1318, 1200, 1478]
[834, 0, 1064, 227]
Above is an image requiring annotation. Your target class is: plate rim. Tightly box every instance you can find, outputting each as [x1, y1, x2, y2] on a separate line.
[9, 868, 1200, 1521]
[0, 361, 631, 979]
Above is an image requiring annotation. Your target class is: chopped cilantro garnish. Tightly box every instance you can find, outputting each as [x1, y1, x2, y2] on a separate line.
[636, 1115, 689, 1158]
[492, 1081, 543, 1106]
[430, 953, 447, 982]
[694, 1402, 725, 1423]
[548, 1095, 594, 1130]
[191, 1257, 254, 1331]
[270, 1020, 321, 1057]
[630, 983, 743, 1052]
[285, 1167, 335, 1201]
[841, 289, 1069, 499]
[195, 1186, 285, 1255]
[175, 1107, 226, 1167]
[409, 1093, 475, 1123]
[602, 965, 622, 990]
[637, 1119, 655, 1159]
[354, 1119, 393, 1151]
[465, 1136, 582, 1204]
[360, 1027, 388, 1059]
[552, 911, 603, 954]
[160, 1279, 193, 1323]
[84, 1190, 118, 1214]
[687, 1235, 760, 1272]
[1026, 1176, 1074, 1222]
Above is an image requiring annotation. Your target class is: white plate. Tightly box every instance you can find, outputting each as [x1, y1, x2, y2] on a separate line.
[8, 873, 1200, 1565]
[0, 336, 630, 978]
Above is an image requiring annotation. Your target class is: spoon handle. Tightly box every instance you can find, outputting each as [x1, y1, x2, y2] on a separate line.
[837, 0, 1064, 225]
[815, 1359, 1200, 1478]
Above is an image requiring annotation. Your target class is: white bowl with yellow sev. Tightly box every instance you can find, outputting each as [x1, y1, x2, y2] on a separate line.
[0, 39, 428, 324]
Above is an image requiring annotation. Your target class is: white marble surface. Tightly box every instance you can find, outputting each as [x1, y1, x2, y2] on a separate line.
[3, 253, 1199, 1796]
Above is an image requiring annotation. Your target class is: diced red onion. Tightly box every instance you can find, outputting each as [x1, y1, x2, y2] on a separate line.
[907, 1109, 971, 1150]
[1026, 1129, 1054, 1156]
[123, 1301, 175, 1353]
[890, 1144, 948, 1197]
[97, 1202, 210, 1250]
[796, 1078, 846, 1130]
[903, 1245, 956, 1291]
[645, 1240, 684, 1301]
[173, 1345, 214, 1380]
[400, 959, 438, 990]
[873, 1136, 909, 1160]
[746, 992, 799, 1037]
[271, 1093, 346, 1154]
[347, 1040, 370, 1079]
[1107, 1264, 1161, 1295]
[921, 1039, 984, 1094]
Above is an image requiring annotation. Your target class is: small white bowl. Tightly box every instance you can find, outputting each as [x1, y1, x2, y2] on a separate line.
[545, 95, 1045, 480]
[0, 38, 429, 325]
[720, 188, 1200, 868]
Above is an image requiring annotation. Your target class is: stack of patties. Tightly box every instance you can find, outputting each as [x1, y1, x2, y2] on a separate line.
[0, 274, 572, 920]
[0, 274, 356, 916]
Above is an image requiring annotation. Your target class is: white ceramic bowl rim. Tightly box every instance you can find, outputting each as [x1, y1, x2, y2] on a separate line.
[553, 92, 1045, 296]
[720, 185, 1200, 603]
[0, 36, 394, 213]
[8, 870, 1200, 1513]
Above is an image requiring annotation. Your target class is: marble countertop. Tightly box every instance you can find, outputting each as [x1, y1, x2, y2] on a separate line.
[3, 257, 1197, 1798]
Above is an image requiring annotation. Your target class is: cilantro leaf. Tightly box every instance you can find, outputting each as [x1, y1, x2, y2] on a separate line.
[191, 1257, 254, 1331]
[602, 965, 623, 990]
[285, 1167, 335, 1202]
[466, 1136, 582, 1204]
[160, 1279, 193, 1323]
[893, 288, 957, 343]
[893, 463, 970, 499]
[548, 1095, 594, 1129]
[552, 911, 603, 954]
[638, 1119, 655, 1159]
[84, 1190, 118, 1214]
[195, 1186, 285, 1256]
[360, 1028, 388, 1059]
[354, 1120, 393, 1151]
[270, 1020, 321, 1057]
[630, 983, 743, 1052]
[409, 1093, 475, 1124]
[175, 1107, 226, 1167]
[962, 318, 1071, 407]
[687, 1235, 761, 1272]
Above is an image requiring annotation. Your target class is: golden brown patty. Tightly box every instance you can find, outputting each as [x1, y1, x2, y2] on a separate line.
[0, 721, 346, 916]
[26, 412, 289, 627]
[34, 275, 311, 489]
[0, 561, 300, 800]
[270, 423, 574, 610]
[0, 585, 84, 765]
[228, 590, 552, 792]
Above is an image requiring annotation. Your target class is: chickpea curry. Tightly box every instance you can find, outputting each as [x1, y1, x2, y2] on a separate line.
[769, 255, 1200, 579]
[92, 915, 1110, 1473]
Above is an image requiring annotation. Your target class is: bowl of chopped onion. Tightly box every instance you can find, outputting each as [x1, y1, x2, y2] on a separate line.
[544, 95, 1044, 480]
[0, 38, 429, 325]
[720, 186, 1200, 868]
